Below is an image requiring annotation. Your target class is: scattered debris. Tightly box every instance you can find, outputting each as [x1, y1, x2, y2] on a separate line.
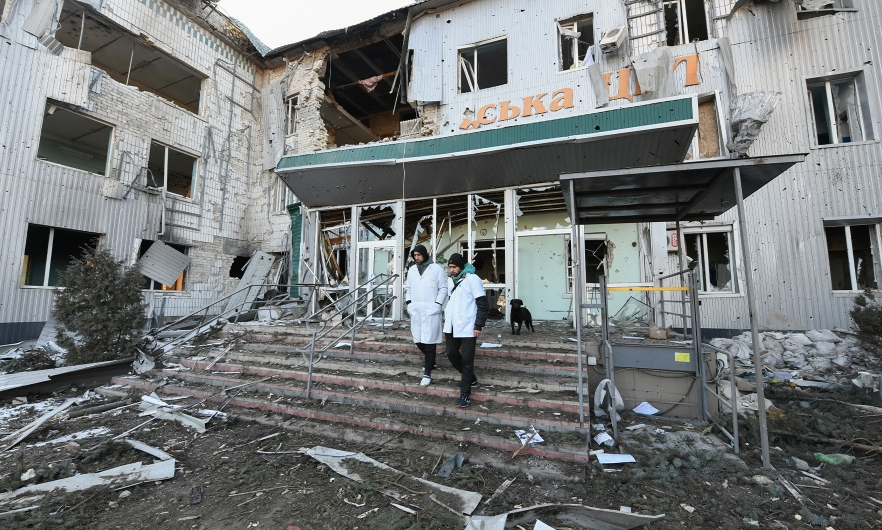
[465, 503, 665, 530]
[2, 399, 75, 450]
[596, 454, 636, 465]
[814, 453, 854, 465]
[514, 427, 543, 446]
[437, 452, 465, 478]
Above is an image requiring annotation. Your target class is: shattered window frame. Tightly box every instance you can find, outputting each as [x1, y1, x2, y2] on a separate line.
[806, 73, 873, 147]
[557, 14, 595, 71]
[36, 102, 114, 176]
[457, 37, 508, 93]
[823, 222, 880, 292]
[663, 0, 709, 47]
[565, 235, 608, 293]
[146, 141, 199, 200]
[285, 94, 299, 136]
[138, 240, 188, 292]
[274, 176, 297, 212]
[20, 225, 101, 288]
[682, 226, 739, 295]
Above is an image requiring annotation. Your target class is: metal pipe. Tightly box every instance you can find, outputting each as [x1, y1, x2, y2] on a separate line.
[77, 10, 85, 50]
[569, 180, 585, 426]
[125, 42, 135, 86]
[733, 167, 771, 469]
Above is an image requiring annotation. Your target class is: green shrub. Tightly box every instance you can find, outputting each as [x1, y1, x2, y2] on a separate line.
[52, 246, 147, 365]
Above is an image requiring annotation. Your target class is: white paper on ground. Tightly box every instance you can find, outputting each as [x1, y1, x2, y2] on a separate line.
[534, 520, 556, 530]
[594, 432, 614, 446]
[622, 336, 645, 340]
[514, 428, 544, 445]
[597, 453, 636, 465]
[333, 343, 352, 348]
[633, 402, 660, 415]
[480, 343, 503, 348]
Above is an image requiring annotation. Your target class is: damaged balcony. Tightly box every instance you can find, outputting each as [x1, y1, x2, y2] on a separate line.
[55, 1, 205, 114]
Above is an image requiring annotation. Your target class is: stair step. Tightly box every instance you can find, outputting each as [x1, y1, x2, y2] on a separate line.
[112, 375, 591, 462]
[168, 357, 586, 413]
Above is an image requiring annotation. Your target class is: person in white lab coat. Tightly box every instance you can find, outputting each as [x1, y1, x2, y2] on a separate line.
[404, 245, 448, 386]
[443, 253, 489, 409]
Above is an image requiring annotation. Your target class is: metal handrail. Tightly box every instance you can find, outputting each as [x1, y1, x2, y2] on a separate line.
[300, 273, 400, 398]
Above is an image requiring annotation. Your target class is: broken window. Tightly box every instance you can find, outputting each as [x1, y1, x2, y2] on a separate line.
[558, 14, 594, 71]
[807, 74, 873, 146]
[56, 2, 204, 114]
[566, 238, 607, 292]
[21, 225, 100, 287]
[663, 0, 708, 46]
[274, 177, 297, 212]
[358, 203, 398, 242]
[824, 223, 879, 291]
[796, 1, 856, 19]
[146, 142, 198, 198]
[458, 38, 508, 93]
[37, 103, 112, 175]
[403, 199, 435, 268]
[138, 240, 187, 291]
[320, 210, 352, 289]
[684, 229, 736, 293]
[285, 95, 298, 136]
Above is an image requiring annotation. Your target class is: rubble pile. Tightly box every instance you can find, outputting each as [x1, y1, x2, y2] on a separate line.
[710, 328, 872, 374]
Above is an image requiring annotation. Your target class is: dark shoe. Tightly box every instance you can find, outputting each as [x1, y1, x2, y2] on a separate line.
[455, 379, 478, 389]
[457, 394, 470, 408]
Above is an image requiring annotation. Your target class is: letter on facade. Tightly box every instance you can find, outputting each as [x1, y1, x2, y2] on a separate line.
[550, 88, 574, 111]
[499, 100, 521, 121]
[477, 103, 498, 125]
[521, 93, 548, 117]
[673, 54, 700, 87]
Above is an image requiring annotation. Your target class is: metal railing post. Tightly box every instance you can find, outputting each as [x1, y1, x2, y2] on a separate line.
[600, 275, 618, 441]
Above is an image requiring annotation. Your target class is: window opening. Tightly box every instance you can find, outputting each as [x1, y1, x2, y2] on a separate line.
[358, 203, 398, 243]
[285, 95, 298, 136]
[824, 224, 879, 291]
[56, 2, 204, 114]
[320, 209, 352, 289]
[459, 39, 507, 93]
[147, 142, 197, 198]
[403, 199, 435, 267]
[808, 75, 872, 146]
[796, 1, 856, 19]
[663, 0, 708, 46]
[684, 230, 735, 293]
[686, 97, 723, 160]
[138, 240, 187, 290]
[274, 177, 297, 212]
[229, 255, 250, 279]
[21, 225, 100, 287]
[566, 238, 607, 293]
[37, 103, 112, 175]
[559, 15, 595, 71]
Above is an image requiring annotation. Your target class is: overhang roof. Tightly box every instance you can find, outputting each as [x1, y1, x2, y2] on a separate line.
[560, 155, 806, 225]
[276, 97, 698, 208]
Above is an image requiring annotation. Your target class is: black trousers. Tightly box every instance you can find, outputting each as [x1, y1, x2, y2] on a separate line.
[445, 334, 477, 395]
[415, 343, 436, 374]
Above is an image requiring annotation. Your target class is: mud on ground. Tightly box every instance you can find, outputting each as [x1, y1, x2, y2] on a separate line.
[1, 384, 881, 530]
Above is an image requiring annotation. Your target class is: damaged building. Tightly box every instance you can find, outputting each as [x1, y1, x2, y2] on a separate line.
[0, 0, 880, 344]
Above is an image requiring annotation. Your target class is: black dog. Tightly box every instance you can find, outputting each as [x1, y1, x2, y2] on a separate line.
[510, 299, 535, 335]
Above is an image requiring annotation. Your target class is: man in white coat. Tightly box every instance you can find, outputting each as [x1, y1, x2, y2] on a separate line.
[404, 245, 448, 387]
[443, 253, 489, 409]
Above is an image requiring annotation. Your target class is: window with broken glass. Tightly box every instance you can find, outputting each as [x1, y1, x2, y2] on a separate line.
[566, 238, 607, 292]
[37, 103, 113, 175]
[138, 240, 187, 291]
[824, 223, 880, 292]
[684, 229, 737, 293]
[147, 142, 198, 199]
[558, 15, 594, 71]
[21, 225, 100, 287]
[458, 38, 507, 93]
[663, 0, 709, 47]
[285, 95, 298, 136]
[807, 75, 873, 146]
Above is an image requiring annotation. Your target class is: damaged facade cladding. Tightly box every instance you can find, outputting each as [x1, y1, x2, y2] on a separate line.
[0, 0, 290, 344]
[274, 0, 882, 335]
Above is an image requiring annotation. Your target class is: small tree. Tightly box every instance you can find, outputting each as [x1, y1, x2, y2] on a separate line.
[850, 289, 882, 370]
[53, 246, 147, 365]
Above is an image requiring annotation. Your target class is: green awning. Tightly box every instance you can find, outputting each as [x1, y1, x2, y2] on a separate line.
[276, 97, 698, 208]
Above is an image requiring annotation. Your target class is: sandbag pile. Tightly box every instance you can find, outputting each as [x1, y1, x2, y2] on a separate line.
[710, 329, 869, 374]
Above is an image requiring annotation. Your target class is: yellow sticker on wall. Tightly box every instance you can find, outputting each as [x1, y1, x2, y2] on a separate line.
[675, 352, 691, 363]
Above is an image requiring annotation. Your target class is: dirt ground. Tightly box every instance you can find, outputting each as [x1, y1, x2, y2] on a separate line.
[1, 383, 882, 530]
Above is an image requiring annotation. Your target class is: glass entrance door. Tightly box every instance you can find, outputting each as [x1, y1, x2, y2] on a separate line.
[356, 243, 397, 319]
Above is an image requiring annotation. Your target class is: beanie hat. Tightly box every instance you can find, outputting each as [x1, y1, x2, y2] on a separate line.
[411, 244, 429, 261]
[448, 253, 467, 269]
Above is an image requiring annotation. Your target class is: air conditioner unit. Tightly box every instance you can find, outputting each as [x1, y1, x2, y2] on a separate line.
[598, 25, 628, 53]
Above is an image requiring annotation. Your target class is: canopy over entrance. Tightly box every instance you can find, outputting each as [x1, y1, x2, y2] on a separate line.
[276, 97, 698, 208]
[560, 155, 805, 224]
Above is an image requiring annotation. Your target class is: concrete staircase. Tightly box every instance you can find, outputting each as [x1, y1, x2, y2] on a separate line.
[113, 322, 600, 463]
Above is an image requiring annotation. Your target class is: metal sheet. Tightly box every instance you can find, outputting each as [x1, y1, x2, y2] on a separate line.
[224, 251, 276, 312]
[137, 240, 191, 287]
